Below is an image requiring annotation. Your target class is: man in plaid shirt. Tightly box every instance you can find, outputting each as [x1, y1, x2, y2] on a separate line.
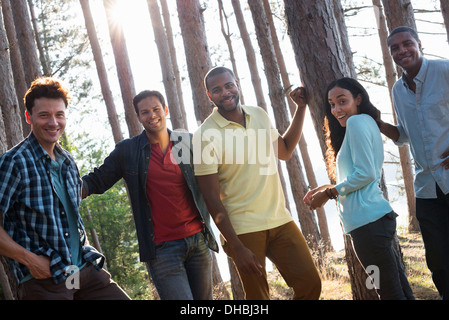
[0, 77, 129, 300]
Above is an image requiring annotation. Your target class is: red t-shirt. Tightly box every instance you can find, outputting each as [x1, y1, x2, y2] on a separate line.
[146, 142, 203, 244]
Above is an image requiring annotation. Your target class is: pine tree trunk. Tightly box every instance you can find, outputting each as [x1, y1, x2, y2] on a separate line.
[380, 0, 419, 233]
[102, 0, 142, 138]
[263, 0, 332, 251]
[159, 0, 188, 130]
[26, 0, 50, 76]
[146, 0, 186, 130]
[1, 0, 29, 138]
[9, 0, 41, 87]
[0, 10, 18, 296]
[176, 0, 229, 299]
[176, 0, 213, 123]
[80, 0, 124, 144]
[283, 0, 379, 300]
[0, 1, 23, 149]
[248, 0, 321, 249]
[217, 0, 245, 105]
[230, 0, 267, 112]
[441, 0, 449, 46]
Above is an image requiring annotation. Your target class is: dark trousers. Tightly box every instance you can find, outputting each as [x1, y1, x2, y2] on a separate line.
[350, 211, 415, 300]
[18, 263, 130, 300]
[416, 184, 449, 300]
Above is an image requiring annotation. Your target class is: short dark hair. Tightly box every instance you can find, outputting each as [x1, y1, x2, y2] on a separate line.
[387, 26, 420, 44]
[204, 66, 235, 91]
[133, 90, 166, 114]
[24, 77, 70, 113]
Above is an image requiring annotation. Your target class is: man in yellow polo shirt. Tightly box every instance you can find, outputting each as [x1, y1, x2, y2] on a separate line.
[193, 67, 321, 300]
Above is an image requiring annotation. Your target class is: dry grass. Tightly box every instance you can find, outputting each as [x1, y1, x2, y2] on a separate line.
[139, 231, 440, 300]
[397, 232, 440, 300]
[254, 231, 440, 300]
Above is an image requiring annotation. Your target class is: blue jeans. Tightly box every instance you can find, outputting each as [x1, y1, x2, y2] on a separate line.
[416, 184, 449, 300]
[146, 231, 213, 300]
[350, 211, 415, 300]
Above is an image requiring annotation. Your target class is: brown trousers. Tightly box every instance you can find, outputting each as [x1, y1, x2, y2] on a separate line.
[18, 263, 130, 300]
[223, 221, 321, 300]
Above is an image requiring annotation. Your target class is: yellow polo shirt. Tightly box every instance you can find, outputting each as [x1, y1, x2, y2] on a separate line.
[193, 105, 292, 235]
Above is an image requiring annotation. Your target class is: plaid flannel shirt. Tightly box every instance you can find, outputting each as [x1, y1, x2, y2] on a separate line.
[0, 133, 104, 284]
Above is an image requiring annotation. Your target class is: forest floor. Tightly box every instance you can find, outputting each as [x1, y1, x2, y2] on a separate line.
[316, 230, 440, 300]
[0, 228, 439, 301]
[222, 230, 441, 300]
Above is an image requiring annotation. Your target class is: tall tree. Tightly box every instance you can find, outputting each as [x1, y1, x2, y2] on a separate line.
[27, 0, 50, 76]
[263, 0, 332, 251]
[0, 2, 20, 299]
[230, 0, 267, 112]
[1, 0, 30, 136]
[0, 7, 22, 149]
[441, 0, 449, 45]
[247, 0, 321, 249]
[217, 0, 245, 105]
[146, 0, 186, 130]
[176, 0, 213, 123]
[283, 0, 379, 300]
[9, 0, 41, 86]
[381, 0, 419, 233]
[103, 0, 141, 138]
[159, 0, 188, 130]
[382, 0, 417, 31]
[176, 0, 229, 299]
[1, 0, 29, 137]
[80, 0, 123, 144]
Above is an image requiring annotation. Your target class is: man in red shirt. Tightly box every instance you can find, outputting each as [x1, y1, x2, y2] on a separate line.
[82, 90, 218, 300]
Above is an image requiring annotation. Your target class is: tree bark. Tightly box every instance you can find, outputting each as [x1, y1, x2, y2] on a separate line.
[146, 0, 186, 130]
[381, 0, 416, 31]
[217, 0, 245, 105]
[160, 0, 188, 130]
[0, 5, 19, 299]
[9, 0, 41, 86]
[263, 0, 332, 251]
[80, 0, 124, 144]
[441, 0, 449, 46]
[176, 0, 213, 123]
[283, 0, 378, 300]
[0, 5, 22, 150]
[248, 0, 321, 249]
[176, 0, 228, 299]
[230, 0, 267, 112]
[1, 0, 29, 138]
[380, 0, 419, 233]
[26, 0, 50, 76]
[102, 0, 142, 138]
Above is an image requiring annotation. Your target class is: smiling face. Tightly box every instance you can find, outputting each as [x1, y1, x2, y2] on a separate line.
[26, 97, 67, 156]
[328, 86, 361, 127]
[136, 95, 168, 136]
[206, 71, 241, 115]
[387, 31, 423, 75]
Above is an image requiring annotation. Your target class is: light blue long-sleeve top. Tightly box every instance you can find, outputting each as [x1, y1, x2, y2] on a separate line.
[335, 114, 392, 233]
[392, 57, 449, 199]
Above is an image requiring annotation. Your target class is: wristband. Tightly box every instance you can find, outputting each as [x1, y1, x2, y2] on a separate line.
[325, 188, 337, 200]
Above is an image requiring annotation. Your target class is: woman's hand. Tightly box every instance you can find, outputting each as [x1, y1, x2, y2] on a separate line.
[304, 184, 336, 210]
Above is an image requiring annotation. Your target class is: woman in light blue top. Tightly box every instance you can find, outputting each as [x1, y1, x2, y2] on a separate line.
[304, 78, 414, 300]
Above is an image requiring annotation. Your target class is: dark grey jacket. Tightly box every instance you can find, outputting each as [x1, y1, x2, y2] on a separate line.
[82, 130, 218, 261]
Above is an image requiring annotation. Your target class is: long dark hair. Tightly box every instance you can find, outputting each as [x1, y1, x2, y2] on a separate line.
[323, 77, 380, 181]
